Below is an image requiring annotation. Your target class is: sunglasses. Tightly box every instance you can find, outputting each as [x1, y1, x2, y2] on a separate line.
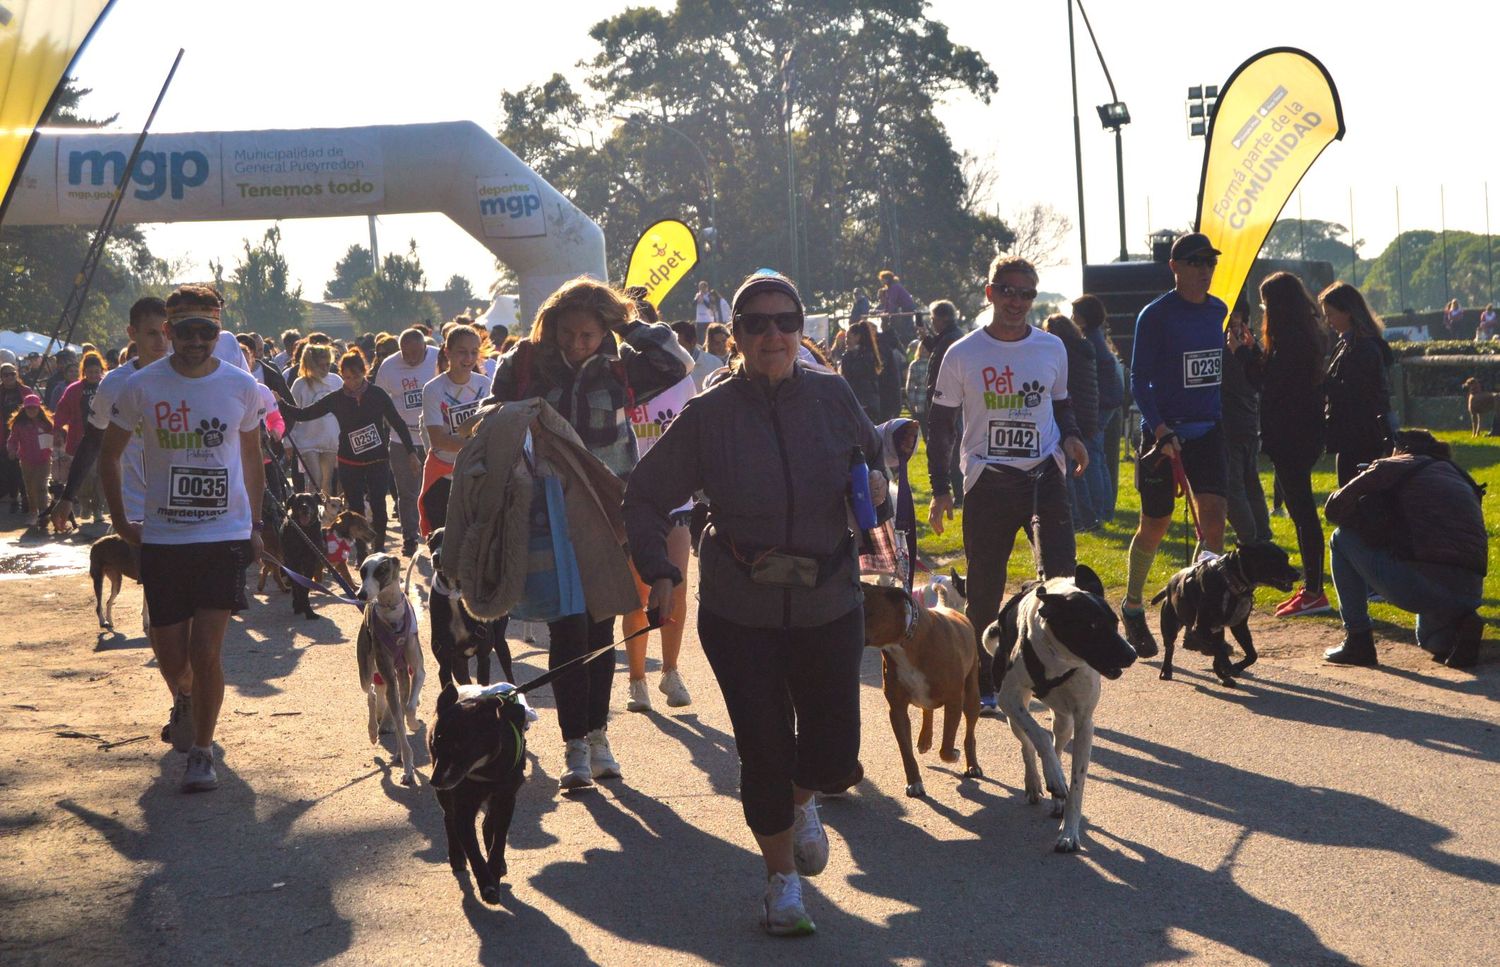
[994, 284, 1039, 301]
[1180, 256, 1218, 269]
[735, 311, 804, 336]
[174, 321, 222, 342]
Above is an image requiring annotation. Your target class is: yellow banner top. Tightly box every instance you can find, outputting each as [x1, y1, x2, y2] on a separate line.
[625, 218, 699, 308]
[1195, 47, 1345, 317]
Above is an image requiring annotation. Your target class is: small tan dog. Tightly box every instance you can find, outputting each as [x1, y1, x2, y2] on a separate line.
[1462, 378, 1497, 436]
[862, 581, 982, 798]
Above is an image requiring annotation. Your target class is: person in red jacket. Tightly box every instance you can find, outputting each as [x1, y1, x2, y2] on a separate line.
[7, 394, 55, 529]
[53, 351, 107, 523]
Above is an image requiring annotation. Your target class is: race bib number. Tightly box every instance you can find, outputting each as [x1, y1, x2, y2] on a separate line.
[446, 399, 482, 433]
[1183, 349, 1222, 387]
[349, 424, 382, 455]
[403, 388, 423, 411]
[168, 466, 229, 511]
[987, 419, 1039, 459]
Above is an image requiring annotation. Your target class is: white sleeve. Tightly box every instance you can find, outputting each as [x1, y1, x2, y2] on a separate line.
[421, 375, 445, 430]
[89, 374, 120, 430]
[930, 341, 963, 408]
[1053, 342, 1070, 402]
[239, 377, 267, 432]
[109, 378, 141, 433]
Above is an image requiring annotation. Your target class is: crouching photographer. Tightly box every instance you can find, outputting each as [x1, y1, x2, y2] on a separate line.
[1323, 429, 1488, 669]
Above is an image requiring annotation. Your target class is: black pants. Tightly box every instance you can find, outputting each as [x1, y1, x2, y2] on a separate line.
[699, 606, 864, 836]
[547, 612, 615, 741]
[962, 461, 1077, 697]
[0, 451, 21, 503]
[1335, 446, 1383, 488]
[1270, 453, 1323, 592]
[337, 460, 390, 553]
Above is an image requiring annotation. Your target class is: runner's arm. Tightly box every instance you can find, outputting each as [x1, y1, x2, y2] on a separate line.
[1129, 310, 1165, 436]
[1053, 397, 1081, 442]
[241, 428, 266, 528]
[926, 403, 958, 497]
[99, 424, 132, 530]
[277, 389, 337, 423]
[380, 391, 419, 454]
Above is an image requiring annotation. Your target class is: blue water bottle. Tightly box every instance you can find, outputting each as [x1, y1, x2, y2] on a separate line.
[849, 447, 878, 531]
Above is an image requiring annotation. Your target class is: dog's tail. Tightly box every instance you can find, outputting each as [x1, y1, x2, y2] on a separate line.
[932, 582, 951, 608]
[981, 620, 1003, 656]
[1149, 586, 1169, 606]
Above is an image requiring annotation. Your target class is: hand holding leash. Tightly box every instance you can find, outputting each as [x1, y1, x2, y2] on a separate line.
[646, 578, 675, 623]
[1063, 436, 1089, 476]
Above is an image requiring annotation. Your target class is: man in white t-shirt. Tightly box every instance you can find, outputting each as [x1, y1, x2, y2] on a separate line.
[102, 284, 266, 794]
[373, 328, 437, 555]
[925, 254, 1088, 711]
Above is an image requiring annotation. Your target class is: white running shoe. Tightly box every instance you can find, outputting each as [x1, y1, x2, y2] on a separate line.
[762, 871, 815, 937]
[659, 669, 692, 708]
[168, 693, 193, 754]
[181, 746, 218, 793]
[626, 677, 653, 712]
[559, 739, 594, 791]
[791, 797, 829, 876]
[588, 728, 622, 779]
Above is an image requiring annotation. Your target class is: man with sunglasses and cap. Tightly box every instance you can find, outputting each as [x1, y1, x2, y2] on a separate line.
[1118, 232, 1231, 656]
[101, 284, 266, 794]
[925, 254, 1089, 714]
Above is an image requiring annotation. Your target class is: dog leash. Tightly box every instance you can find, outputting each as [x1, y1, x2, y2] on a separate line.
[514, 617, 662, 698]
[1168, 452, 1205, 559]
[258, 549, 364, 607]
[262, 488, 361, 598]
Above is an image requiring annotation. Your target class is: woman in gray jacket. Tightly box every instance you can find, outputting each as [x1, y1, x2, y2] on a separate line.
[624, 274, 884, 938]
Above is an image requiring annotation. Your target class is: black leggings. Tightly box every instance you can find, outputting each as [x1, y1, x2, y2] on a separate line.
[699, 606, 864, 836]
[1271, 454, 1323, 592]
[337, 460, 390, 552]
[547, 612, 615, 741]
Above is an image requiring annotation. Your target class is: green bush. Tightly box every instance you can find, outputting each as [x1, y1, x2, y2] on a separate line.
[1389, 339, 1500, 358]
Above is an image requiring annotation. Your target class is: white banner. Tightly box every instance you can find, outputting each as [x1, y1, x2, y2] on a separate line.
[221, 129, 383, 217]
[477, 175, 546, 239]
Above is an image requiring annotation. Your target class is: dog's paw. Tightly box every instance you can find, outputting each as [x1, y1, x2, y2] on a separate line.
[916, 736, 932, 754]
[1050, 796, 1066, 818]
[367, 725, 379, 745]
[962, 765, 983, 779]
[939, 747, 959, 764]
[400, 770, 415, 787]
[1158, 668, 1173, 681]
[1024, 780, 1042, 804]
[480, 883, 501, 905]
[406, 712, 421, 732]
[905, 782, 926, 798]
[1055, 832, 1081, 853]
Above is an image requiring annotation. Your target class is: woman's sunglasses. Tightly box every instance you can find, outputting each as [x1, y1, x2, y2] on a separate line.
[735, 311, 804, 336]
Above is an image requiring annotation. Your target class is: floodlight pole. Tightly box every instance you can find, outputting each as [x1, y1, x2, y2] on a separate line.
[1067, 0, 1087, 268]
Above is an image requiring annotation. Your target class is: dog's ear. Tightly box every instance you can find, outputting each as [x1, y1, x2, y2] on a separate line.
[1073, 563, 1104, 596]
[950, 569, 966, 596]
[437, 682, 459, 713]
[1033, 584, 1050, 601]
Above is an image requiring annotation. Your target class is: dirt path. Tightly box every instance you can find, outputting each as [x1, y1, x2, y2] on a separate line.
[1, 521, 1496, 966]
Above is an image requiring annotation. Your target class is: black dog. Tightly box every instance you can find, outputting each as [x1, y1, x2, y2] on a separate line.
[1151, 542, 1301, 686]
[430, 681, 531, 904]
[427, 527, 513, 688]
[280, 492, 325, 619]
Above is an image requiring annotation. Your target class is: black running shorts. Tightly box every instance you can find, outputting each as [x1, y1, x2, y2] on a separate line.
[1135, 423, 1228, 519]
[140, 540, 253, 627]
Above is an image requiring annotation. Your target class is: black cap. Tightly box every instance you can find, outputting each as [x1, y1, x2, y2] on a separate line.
[1171, 232, 1222, 261]
[731, 273, 804, 321]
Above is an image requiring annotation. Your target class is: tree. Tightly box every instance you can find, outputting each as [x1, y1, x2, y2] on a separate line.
[323, 244, 373, 300]
[1000, 204, 1072, 269]
[1262, 218, 1359, 269]
[229, 226, 304, 336]
[1359, 230, 1499, 314]
[345, 240, 439, 335]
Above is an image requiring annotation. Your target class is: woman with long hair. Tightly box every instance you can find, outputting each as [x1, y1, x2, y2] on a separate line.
[7, 394, 54, 530]
[1319, 281, 1393, 486]
[287, 343, 342, 504]
[838, 320, 884, 422]
[53, 351, 107, 523]
[1071, 294, 1125, 521]
[1241, 271, 1330, 617]
[1041, 313, 1102, 530]
[420, 324, 489, 537]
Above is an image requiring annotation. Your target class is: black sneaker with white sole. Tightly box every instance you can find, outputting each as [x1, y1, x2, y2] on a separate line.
[1121, 607, 1159, 659]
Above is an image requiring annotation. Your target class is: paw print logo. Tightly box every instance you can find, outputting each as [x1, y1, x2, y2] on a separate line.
[657, 406, 678, 431]
[1020, 380, 1044, 408]
[199, 417, 226, 448]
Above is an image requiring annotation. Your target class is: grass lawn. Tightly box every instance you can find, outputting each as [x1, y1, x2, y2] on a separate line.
[905, 429, 1500, 632]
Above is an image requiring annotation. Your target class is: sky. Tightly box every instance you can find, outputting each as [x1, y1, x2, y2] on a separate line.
[54, 0, 1500, 309]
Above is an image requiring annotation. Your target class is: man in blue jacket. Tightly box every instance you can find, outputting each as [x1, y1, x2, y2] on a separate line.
[1120, 233, 1231, 655]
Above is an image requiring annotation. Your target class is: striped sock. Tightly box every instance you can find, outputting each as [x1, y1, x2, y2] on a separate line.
[1124, 535, 1157, 608]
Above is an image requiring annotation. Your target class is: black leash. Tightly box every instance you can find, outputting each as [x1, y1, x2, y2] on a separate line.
[262, 487, 360, 598]
[515, 616, 661, 697]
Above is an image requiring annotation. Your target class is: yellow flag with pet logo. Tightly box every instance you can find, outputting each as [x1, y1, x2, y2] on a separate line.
[0, 0, 115, 221]
[625, 219, 699, 309]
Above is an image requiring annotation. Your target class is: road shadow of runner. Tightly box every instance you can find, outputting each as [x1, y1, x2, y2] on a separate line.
[646, 711, 740, 796]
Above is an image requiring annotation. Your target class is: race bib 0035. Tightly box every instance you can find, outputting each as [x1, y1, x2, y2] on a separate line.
[1183, 349, 1222, 387]
[168, 465, 229, 511]
[349, 424, 382, 454]
[987, 419, 1039, 459]
[446, 399, 482, 433]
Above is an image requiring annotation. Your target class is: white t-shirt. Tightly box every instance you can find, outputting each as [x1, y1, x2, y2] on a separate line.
[422, 371, 492, 464]
[693, 292, 715, 324]
[689, 350, 724, 391]
[90, 360, 149, 521]
[629, 374, 696, 513]
[289, 373, 341, 453]
[931, 326, 1070, 494]
[111, 358, 265, 545]
[373, 347, 439, 436]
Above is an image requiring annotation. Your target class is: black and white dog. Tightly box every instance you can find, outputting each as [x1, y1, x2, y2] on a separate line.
[426, 528, 513, 689]
[430, 681, 533, 905]
[1151, 542, 1301, 686]
[356, 553, 426, 786]
[985, 564, 1136, 853]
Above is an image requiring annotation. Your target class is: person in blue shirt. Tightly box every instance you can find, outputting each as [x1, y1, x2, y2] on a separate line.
[1120, 233, 1231, 655]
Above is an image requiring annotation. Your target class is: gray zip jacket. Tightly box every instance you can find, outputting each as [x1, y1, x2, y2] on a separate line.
[624, 362, 883, 629]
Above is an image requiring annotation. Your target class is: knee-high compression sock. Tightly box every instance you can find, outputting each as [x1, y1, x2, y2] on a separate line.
[1124, 535, 1157, 608]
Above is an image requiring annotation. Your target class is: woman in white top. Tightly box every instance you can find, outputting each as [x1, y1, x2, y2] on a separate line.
[420, 325, 491, 538]
[288, 343, 340, 502]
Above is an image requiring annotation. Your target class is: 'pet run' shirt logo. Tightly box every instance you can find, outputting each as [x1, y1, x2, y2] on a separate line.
[151, 400, 230, 451]
[979, 365, 1045, 411]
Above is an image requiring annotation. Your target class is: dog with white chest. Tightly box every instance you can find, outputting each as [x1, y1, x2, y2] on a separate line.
[985, 564, 1136, 853]
[355, 553, 426, 786]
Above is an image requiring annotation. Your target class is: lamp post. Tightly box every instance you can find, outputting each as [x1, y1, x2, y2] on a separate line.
[614, 112, 718, 276]
[1067, 0, 1087, 268]
[1074, 0, 1129, 262]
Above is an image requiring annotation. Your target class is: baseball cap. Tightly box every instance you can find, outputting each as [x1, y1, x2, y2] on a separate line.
[1171, 232, 1222, 261]
[22, 394, 42, 407]
[731, 272, 804, 320]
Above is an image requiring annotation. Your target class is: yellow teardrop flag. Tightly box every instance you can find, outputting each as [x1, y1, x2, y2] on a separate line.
[0, 0, 115, 221]
[625, 219, 699, 308]
[1195, 48, 1345, 320]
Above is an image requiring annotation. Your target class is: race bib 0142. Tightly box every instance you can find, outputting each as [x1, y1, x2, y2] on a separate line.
[1183, 349, 1222, 387]
[987, 419, 1039, 459]
[168, 465, 229, 511]
[349, 424, 382, 454]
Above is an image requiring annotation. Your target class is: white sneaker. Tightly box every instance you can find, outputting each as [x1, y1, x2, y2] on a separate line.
[626, 677, 652, 712]
[762, 871, 815, 937]
[559, 739, 594, 791]
[791, 797, 829, 876]
[659, 669, 692, 708]
[588, 728, 621, 779]
[181, 746, 218, 793]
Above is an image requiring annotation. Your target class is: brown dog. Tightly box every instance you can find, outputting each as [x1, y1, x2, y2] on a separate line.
[256, 515, 290, 593]
[90, 533, 144, 633]
[862, 581, 982, 798]
[1462, 378, 1497, 436]
[326, 508, 377, 591]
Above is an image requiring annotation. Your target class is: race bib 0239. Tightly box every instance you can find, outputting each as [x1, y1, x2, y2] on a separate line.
[1183, 349, 1222, 387]
[987, 419, 1039, 459]
[168, 465, 229, 511]
[349, 424, 382, 455]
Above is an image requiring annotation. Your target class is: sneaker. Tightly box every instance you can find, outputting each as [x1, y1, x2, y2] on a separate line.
[659, 669, 692, 708]
[587, 728, 622, 780]
[791, 797, 829, 876]
[1121, 606, 1159, 659]
[559, 739, 594, 791]
[168, 693, 193, 754]
[1444, 611, 1483, 669]
[626, 677, 653, 712]
[978, 693, 999, 716]
[1367, 590, 1385, 603]
[762, 872, 815, 937]
[1274, 590, 1301, 611]
[181, 746, 218, 793]
[1276, 588, 1332, 617]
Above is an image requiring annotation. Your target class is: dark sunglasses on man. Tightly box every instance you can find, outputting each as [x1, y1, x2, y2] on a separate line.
[992, 284, 1039, 301]
[735, 311, 803, 336]
[173, 318, 222, 342]
[1180, 256, 1218, 269]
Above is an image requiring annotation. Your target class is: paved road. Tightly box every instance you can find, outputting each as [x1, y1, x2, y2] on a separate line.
[1, 535, 1496, 965]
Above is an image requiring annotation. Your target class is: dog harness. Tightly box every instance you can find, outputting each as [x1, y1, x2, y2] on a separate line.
[1219, 553, 1253, 596]
[1020, 630, 1076, 699]
[325, 530, 352, 565]
[368, 598, 416, 678]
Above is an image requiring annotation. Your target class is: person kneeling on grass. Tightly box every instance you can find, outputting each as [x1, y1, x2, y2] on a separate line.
[1323, 429, 1488, 669]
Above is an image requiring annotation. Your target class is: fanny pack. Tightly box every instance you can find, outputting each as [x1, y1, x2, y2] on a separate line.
[710, 527, 852, 590]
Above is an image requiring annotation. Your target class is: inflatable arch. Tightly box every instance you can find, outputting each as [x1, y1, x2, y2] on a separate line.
[4, 120, 605, 320]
